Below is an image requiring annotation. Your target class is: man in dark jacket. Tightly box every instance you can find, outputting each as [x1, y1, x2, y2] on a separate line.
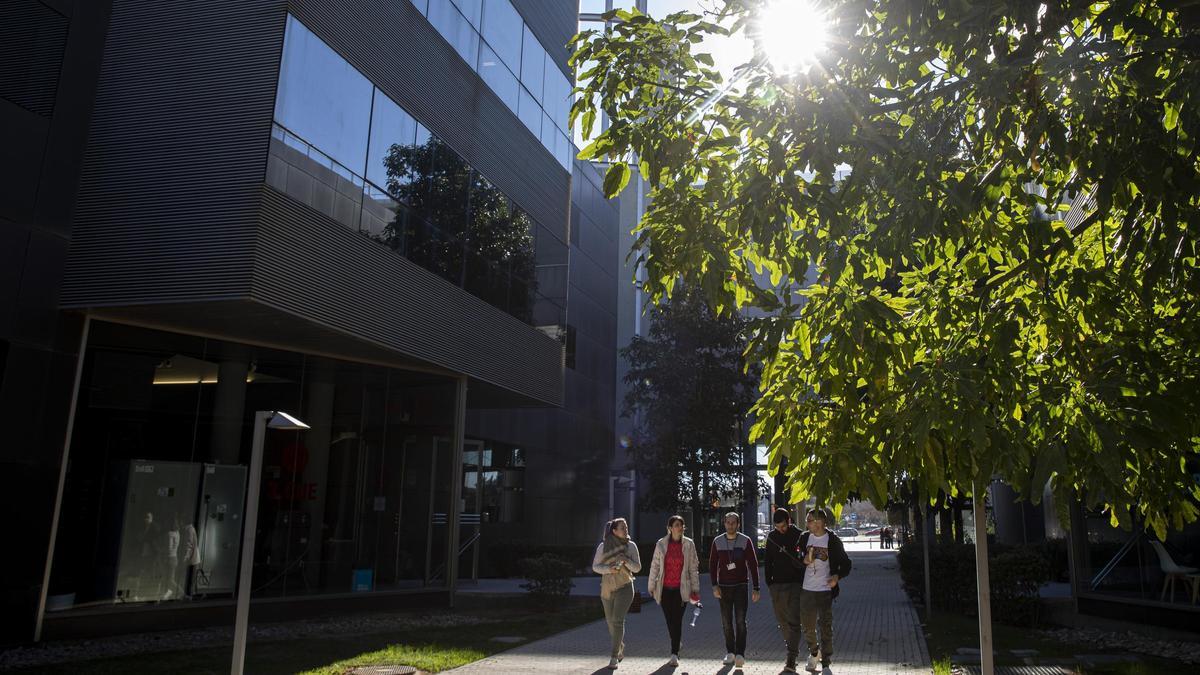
[764, 508, 806, 673]
[798, 507, 852, 673]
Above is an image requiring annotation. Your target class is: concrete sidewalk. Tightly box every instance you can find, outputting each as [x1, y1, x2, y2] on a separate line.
[448, 550, 929, 675]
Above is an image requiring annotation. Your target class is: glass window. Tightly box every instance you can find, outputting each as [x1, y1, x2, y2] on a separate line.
[540, 111, 557, 153]
[543, 65, 572, 135]
[451, 0, 482, 28]
[477, 42, 520, 113]
[480, 0, 523, 72]
[517, 86, 542, 138]
[366, 90, 418, 195]
[274, 16, 373, 173]
[413, 0, 429, 15]
[47, 321, 462, 613]
[557, 132, 574, 170]
[519, 25, 545, 106]
[428, 1, 479, 66]
[579, 0, 608, 13]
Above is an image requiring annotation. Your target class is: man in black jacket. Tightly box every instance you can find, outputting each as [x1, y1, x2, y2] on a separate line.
[798, 507, 852, 673]
[764, 508, 806, 673]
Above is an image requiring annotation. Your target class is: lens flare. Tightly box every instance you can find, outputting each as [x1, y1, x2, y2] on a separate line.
[756, 0, 829, 72]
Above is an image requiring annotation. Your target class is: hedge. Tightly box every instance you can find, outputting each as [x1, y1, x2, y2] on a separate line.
[897, 542, 1051, 627]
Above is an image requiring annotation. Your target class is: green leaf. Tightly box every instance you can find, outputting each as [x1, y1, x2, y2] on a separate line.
[603, 162, 631, 198]
[1164, 101, 1180, 132]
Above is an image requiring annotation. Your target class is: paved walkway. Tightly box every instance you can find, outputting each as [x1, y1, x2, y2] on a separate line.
[448, 549, 929, 675]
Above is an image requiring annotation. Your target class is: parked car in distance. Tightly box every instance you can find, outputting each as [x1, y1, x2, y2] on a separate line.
[835, 527, 859, 538]
[863, 527, 883, 537]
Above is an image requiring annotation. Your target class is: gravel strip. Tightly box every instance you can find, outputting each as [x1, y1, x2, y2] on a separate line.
[0, 612, 497, 671]
[1036, 627, 1200, 664]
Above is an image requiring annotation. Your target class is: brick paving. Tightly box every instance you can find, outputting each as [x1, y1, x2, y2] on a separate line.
[448, 549, 929, 675]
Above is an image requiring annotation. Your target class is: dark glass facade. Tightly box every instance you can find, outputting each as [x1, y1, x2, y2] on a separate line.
[46, 321, 459, 611]
[268, 15, 566, 329]
[418, 0, 575, 169]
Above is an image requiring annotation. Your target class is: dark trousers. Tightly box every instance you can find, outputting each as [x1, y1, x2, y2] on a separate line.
[660, 587, 685, 654]
[717, 583, 748, 655]
[769, 582, 803, 663]
[799, 589, 834, 663]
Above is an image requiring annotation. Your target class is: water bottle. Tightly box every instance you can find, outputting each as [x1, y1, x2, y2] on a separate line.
[690, 601, 703, 627]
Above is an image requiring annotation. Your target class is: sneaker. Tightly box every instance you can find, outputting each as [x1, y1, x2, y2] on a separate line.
[723, 653, 735, 665]
[669, 653, 679, 666]
[783, 665, 799, 674]
[805, 653, 820, 672]
[735, 654, 746, 667]
[608, 657, 619, 669]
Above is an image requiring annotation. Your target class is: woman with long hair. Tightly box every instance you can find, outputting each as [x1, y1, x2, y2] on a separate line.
[591, 517, 641, 669]
[647, 515, 701, 667]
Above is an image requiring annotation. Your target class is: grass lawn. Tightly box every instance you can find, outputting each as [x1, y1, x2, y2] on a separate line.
[13, 596, 603, 675]
[924, 611, 1196, 675]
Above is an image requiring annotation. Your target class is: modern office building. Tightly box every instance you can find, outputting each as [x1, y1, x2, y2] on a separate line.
[2, 0, 619, 644]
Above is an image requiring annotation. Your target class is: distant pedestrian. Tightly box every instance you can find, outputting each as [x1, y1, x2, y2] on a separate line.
[799, 508, 853, 673]
[592, 518, 641, 670]
[764, 508, 806, 673]
[709, 511, 761, 669]
[647, 515, 701, 667]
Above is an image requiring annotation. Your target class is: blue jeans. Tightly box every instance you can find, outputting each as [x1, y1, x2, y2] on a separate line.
[718, 583, 748, 655]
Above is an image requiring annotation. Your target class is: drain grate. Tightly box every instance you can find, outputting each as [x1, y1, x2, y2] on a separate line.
[347, 667, 418, 675]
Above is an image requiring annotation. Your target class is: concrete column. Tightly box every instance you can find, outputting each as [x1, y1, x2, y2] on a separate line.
[209, 346, 250, 464]
[447, 376, 467, 606]
[302, 358, 337, 584]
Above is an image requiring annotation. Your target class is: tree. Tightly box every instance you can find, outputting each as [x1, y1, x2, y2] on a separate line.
[572, 0, 1200, 541]
[620, 287, 760, 533]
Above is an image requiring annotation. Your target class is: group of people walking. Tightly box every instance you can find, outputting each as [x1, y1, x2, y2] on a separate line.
[591, 507, 852, 673]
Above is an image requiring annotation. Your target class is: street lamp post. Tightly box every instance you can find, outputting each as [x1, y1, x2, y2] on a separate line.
[231, 410, 310, 675]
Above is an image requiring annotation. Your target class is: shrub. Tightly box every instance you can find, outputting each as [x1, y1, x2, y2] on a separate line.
[1036, 538, 1070, 582]
[488, 543, 596, 577]
[990, 546, 1050, 626]
[518, 554, 575, 601]
[897, 541, 1050, 627]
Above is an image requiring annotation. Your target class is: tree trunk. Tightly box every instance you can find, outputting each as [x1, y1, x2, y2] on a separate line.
[973, 480, 995, 675]
[953, 498, 965, 545]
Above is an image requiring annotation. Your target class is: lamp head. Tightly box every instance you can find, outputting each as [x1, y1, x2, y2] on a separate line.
[267, 410, 310, 430]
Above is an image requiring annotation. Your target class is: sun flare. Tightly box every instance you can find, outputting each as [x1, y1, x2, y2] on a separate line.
[756, 0, 829, 71]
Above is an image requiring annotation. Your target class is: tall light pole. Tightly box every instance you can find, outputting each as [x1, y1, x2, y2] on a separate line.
[231, 410, 309, 675]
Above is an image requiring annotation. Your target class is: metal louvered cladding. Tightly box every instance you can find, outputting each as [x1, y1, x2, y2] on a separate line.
[61, 0, 284, 306]
[512, 0, 577, 80]
[0, 0, 69, 117]
[289, 0, 570, 241]
[255, 186, 564, 406]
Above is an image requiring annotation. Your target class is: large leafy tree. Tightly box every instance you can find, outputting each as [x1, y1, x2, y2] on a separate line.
[572, 0, 1200, 539]
[621, 287, 760, 530]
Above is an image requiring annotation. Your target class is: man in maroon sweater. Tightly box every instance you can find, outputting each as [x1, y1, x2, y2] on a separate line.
[709, 511, 761, 668]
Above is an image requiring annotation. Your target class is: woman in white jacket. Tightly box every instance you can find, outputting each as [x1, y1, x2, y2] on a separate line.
[647, 515, 701, 666]
[592, 517, 641, 669]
